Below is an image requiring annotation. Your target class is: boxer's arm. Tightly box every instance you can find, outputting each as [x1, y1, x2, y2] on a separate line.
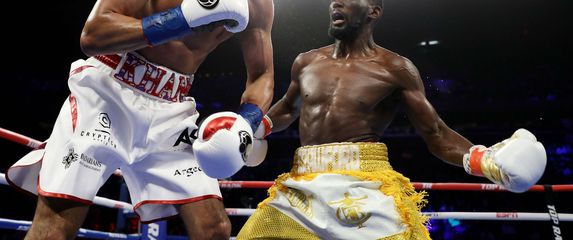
[82, 0, 249, 55]
[238, 0, 275, 113]
[265, 54, 305, 133]
[396, 57, 472, 167]
[80, 0, 150, 56]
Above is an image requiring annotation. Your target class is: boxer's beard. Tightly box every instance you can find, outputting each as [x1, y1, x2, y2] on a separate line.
[329, 21, 361, 41]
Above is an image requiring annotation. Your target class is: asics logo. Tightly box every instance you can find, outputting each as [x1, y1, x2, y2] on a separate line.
[197, 0, 219, 9]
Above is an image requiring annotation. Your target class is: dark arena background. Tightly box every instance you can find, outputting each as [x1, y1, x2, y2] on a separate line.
[1, 0, 572, 239]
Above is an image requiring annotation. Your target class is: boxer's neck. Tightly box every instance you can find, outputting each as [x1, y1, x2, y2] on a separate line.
[332, 30, 376, 59]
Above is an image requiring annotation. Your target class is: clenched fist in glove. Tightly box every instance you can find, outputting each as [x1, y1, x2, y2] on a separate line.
[142, 0, 249, 46]
[244, 115, 272, 167]
[463, 128, 547, 193]
[193, 103, 271, 179]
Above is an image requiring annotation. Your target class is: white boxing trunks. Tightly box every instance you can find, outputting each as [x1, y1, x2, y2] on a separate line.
[6, 52, 222, 223]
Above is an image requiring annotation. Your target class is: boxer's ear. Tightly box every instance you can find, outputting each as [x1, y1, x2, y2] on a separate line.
[368, 5, 382, 20]
[368, 4, 382, 20]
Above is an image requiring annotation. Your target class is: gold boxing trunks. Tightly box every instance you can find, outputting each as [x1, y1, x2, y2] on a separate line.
[237, 142, 430, 240]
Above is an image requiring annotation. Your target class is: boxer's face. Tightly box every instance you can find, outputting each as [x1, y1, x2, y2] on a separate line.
[328, 0, 370, 40]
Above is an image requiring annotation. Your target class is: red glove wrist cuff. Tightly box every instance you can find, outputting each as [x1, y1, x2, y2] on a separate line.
[261, 115, 273, 138]
[468, 146, 487, 177]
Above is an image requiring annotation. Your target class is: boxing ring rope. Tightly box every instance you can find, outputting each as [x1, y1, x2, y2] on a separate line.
[0, 127, 43, 149]
[2, 126, 573, 239]
[0, 218, 140, 239]
[219, 180, 573, 192]
[223, 208, 573, 221]
[0, 172, 135, 212]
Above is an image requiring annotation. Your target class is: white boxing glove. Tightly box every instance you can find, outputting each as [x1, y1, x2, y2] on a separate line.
[245, 115, 273, 167]
[142, 0, 249, 45]
[193, 112, 254, 179]
[182, 0, 249, 33]
[463, 128, 547, 193]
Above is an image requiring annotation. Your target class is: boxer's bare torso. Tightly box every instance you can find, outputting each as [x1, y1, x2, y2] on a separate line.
[295, 45, 405, 145]
[270, 39, 471, 165]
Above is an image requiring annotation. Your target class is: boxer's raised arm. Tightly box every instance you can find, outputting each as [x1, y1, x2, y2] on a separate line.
[81, 0, 250, 56]
[80, 0, 149, 55]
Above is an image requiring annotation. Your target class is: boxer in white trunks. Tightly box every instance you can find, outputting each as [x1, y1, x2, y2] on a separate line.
[6, 0, 274, 239]
[237, 0, 547, 239]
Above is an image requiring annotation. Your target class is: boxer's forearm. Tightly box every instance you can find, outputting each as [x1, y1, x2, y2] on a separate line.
[423, 121, 472, 167]
[81, 12, 149, 56]
[239, 24, 274, 112]
[241, 72, 274, 112]
[266, 98, 299, 133]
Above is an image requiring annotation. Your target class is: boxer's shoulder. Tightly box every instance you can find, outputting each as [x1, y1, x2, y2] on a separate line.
[295, 46, 332, 66]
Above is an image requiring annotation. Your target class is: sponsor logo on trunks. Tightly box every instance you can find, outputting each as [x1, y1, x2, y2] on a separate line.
[328, 192, 372, 229]
[238, 130, 252, 161]
[79, 153, 103, 172]
[80, 130, 118, 148]
[80, 112, 118, 148]
[197, 0, 219, 9]
[174, 127, 198, 147]
[174, 166, 202, 177]
[98, 113, 111, 129]
[61, 149, 103, 171]
[62, 148, 79, 169]
[284, 188, 313, 218]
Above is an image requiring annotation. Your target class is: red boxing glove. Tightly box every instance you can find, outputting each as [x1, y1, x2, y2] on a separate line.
[193, 112, 254, 179]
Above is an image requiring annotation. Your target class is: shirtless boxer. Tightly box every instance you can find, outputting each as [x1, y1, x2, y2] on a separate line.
[237, 0, 546, 239]
[6, 0, 274, 239]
